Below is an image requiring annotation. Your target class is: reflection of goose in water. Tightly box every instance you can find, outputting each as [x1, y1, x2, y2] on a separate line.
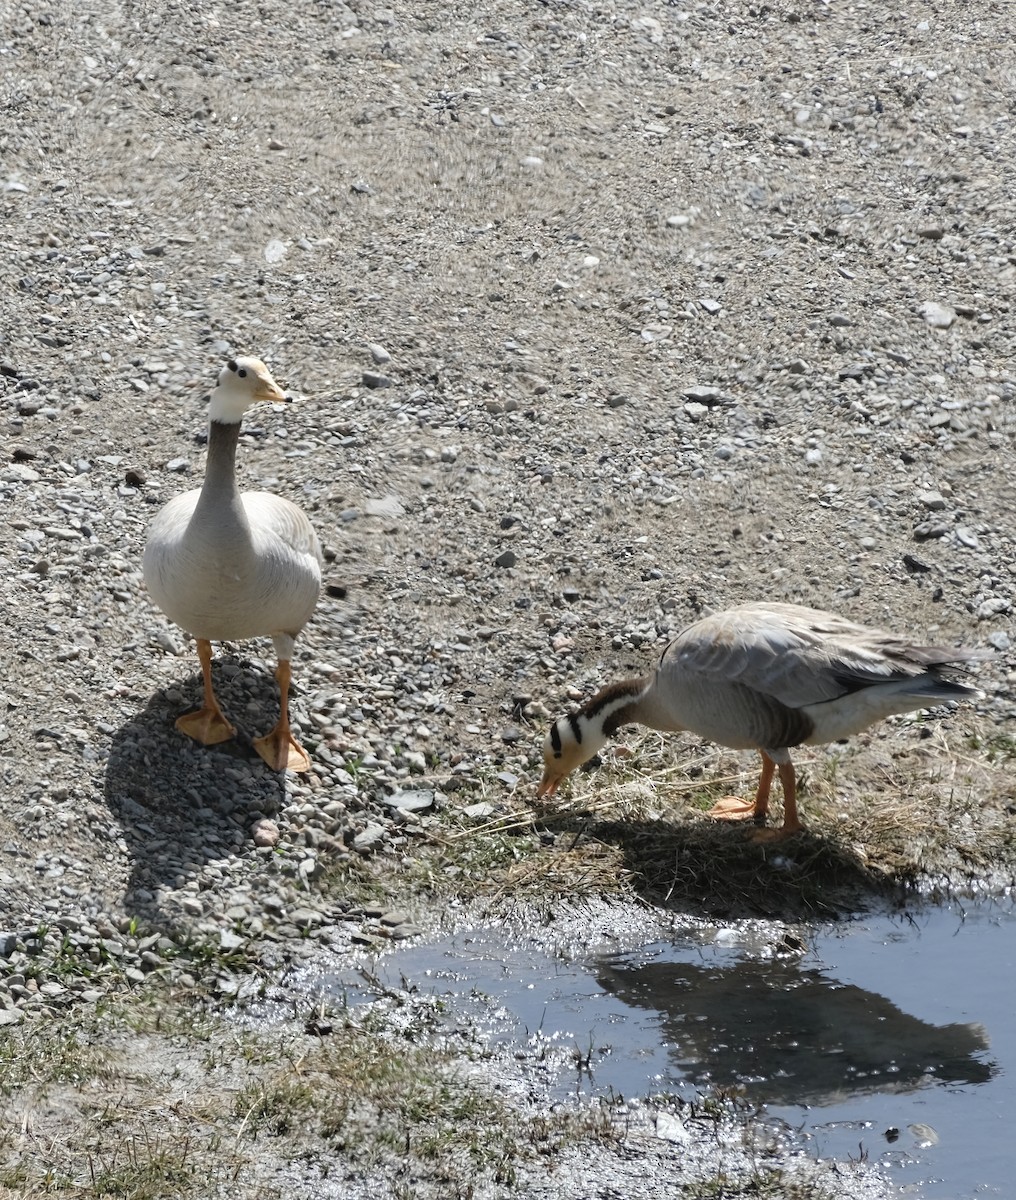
[596, 955, 993, 1106]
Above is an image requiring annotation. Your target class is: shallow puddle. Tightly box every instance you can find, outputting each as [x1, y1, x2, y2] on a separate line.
[318, 899, 1013, 1199]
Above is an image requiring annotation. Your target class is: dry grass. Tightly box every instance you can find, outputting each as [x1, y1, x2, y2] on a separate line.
[423, 712, 1016, 919]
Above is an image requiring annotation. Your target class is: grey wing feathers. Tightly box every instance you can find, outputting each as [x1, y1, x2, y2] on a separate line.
[245, 493, 323, 564]
[662, 603, 981, 709]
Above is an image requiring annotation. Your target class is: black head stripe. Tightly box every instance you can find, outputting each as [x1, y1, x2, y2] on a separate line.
[549, 723, 562, 758]
[227, 359, 238, 373]
[567, 713, 583, 745]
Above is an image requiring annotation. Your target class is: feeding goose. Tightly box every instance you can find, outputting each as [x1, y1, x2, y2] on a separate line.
[538, 601, 984, 839]
[143, 356, 322, 772]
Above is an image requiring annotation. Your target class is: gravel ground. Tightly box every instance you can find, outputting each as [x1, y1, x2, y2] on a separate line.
[1, 0, 1014, 1194]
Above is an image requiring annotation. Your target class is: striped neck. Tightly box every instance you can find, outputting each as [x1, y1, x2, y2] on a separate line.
[580, 678, 651, 737]
[540, 675, 656, 798]
[551, 677, 651, 766]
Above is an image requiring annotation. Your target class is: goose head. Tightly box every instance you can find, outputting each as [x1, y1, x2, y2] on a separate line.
[536, 714, 605, 799]
[208, 356, 287, 423]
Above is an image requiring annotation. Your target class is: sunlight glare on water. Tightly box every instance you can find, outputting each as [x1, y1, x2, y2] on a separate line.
[319, 898, 1013, 1200]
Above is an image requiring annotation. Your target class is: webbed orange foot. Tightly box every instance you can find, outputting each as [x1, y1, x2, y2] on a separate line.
[253, 727, 311, 773]
[175, 706, 236, 746]
[707, 796, 760, 822]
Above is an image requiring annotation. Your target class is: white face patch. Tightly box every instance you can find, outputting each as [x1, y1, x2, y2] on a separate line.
[208, 373, 255, 423]
[207, 356, 280, 423]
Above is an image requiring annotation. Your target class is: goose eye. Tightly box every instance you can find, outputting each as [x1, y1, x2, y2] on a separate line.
[238, 368, 248, 378]
[227, 359, 238, 372]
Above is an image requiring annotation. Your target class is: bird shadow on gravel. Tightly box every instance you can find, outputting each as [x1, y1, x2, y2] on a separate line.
[557, 813, 898, 922]
[104, 660, 287, 928]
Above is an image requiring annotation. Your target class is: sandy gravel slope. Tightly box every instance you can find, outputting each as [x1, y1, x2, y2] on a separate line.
[3, 0, 1015, 913]
[0, 3, 1014, 1190]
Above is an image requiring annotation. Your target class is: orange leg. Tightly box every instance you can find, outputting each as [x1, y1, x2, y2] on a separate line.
[175, 639, 236, 746]
[750, 759, 803, 842]
[708, 753, 804, 840]
[253, 660, 311, 773]
[707, 752, 776, 823]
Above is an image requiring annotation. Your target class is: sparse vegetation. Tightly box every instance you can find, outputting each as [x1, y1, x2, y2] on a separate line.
[0, 991, 631, 1200]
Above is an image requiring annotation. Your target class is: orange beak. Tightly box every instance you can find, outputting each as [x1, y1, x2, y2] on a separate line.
[536, 770, 561, 800]
[254, 375, 288, 403]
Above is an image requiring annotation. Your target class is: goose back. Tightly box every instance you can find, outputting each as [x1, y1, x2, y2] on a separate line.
[654, 602, 981, 752]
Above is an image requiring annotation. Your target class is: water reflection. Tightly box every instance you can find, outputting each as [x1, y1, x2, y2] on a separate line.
[596, 954, 993, 1106]
[307, 906, 1014, 1200]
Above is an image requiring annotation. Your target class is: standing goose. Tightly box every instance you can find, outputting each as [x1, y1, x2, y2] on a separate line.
[538, 602, 984, 839]
[143, 356, 322, 772]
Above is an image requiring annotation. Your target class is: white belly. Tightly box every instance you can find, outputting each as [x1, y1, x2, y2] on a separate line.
[143, 495, 321, 642]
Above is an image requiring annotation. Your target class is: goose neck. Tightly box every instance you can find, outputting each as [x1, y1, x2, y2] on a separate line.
[584, 678, 652, 738]
[198, 419, 244, 506]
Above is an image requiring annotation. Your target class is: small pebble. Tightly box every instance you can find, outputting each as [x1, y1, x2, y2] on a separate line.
[920, 300, 956, 328]
[913, 520, 949, 541]
[683, 384, 725, 405]
[917, 490, 948, 511]
[251, 819, 281, 848]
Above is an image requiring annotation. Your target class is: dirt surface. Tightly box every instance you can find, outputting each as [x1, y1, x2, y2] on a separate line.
[1, 0, 1015, 1196]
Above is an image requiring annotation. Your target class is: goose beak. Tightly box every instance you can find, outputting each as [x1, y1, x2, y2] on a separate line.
[536, 769, 562, 799]
[254, 375, 288, 403]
